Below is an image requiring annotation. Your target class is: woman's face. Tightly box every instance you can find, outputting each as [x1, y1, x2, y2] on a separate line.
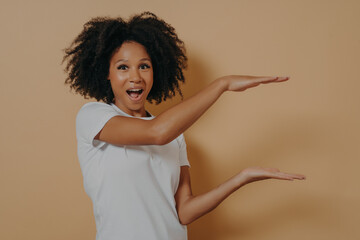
[108, 41, 153, 117]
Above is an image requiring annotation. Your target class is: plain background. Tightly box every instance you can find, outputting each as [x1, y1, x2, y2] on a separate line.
[1, 0, 359, 239]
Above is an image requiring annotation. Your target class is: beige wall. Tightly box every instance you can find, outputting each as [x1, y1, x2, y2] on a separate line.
[1, 0, 359, 239]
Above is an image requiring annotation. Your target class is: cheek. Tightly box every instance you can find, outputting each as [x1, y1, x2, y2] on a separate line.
[109, 77, 127, 98]
[110, 73, 127, 86]
[147, 69, 154, 82]
[146, 75, 154, 92]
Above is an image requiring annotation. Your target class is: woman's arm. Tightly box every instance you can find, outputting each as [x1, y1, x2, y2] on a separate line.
[175, 166, 305, 225]
[97, 76, 289, 145]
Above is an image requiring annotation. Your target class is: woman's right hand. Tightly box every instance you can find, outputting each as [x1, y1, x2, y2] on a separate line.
[218, 75, 289, 92]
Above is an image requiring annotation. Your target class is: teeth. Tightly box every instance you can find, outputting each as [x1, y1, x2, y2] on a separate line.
[128, 89, 142, 93]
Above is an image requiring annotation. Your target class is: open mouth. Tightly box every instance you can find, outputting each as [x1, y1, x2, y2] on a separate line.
[126, 88, 144, 101]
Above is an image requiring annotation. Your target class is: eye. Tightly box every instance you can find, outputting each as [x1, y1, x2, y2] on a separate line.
[117, 64, 128, 70]
[139, 64, 151, 70]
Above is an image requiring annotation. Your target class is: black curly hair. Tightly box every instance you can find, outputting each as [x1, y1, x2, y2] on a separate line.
[63, 11, 187, 104]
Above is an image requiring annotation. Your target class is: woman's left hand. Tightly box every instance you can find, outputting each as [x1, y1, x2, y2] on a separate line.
[235, 167, 306, 186]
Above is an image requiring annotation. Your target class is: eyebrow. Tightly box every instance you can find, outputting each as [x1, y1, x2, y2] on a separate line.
[116, 58, 151, 63]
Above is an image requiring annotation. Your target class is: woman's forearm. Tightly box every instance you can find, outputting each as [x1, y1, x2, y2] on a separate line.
[151, 78, 227, 144]
[177, 174, 244, 225]
[98, 75, 285, 146]
[176, 167, 305, 225]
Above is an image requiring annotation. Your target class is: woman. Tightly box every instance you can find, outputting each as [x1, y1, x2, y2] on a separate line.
[63, 11, 305, 240]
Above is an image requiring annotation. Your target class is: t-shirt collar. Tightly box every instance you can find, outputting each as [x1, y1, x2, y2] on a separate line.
[110, 103, 154, 120]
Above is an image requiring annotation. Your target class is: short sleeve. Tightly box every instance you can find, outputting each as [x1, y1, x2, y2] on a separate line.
[76, 102, 119, 147]
[177, 134, 190, 167]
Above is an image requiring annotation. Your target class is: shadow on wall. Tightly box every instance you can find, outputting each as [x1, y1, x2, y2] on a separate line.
[145, 51, 212, 115]
[185, 121, 334, 239]
[149, 53, 333, 239]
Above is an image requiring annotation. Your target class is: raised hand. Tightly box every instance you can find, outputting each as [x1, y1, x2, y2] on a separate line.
[218, 75, 289, 92]
[235, 167, 306, 186]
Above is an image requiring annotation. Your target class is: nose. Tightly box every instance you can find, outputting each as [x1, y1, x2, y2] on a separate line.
[129, 68, 142, 83]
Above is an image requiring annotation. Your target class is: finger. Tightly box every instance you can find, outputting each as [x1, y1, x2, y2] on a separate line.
[274, 76, 290, 82]
[276, 172, 306, 180]
[254, 76, 279, 84]
[289, 174, 306, 180]
[266, 173, 294, 181]
[266, 171, 306, 181]
[282, 171, 306, 179]
[261, 76, 289, 84]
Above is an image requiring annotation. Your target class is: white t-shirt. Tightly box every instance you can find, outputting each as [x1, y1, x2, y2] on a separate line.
[76, 102, 190, 240]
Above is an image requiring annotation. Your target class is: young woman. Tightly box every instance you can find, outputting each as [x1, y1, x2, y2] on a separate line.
[63, 11, 305, 240]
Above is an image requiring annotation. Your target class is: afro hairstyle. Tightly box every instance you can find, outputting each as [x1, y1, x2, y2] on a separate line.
[63, 11, 187, 104]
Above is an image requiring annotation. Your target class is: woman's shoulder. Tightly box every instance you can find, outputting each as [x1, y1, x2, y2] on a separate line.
[79, 101, 112, 111]
[76, 102, 117, 123]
